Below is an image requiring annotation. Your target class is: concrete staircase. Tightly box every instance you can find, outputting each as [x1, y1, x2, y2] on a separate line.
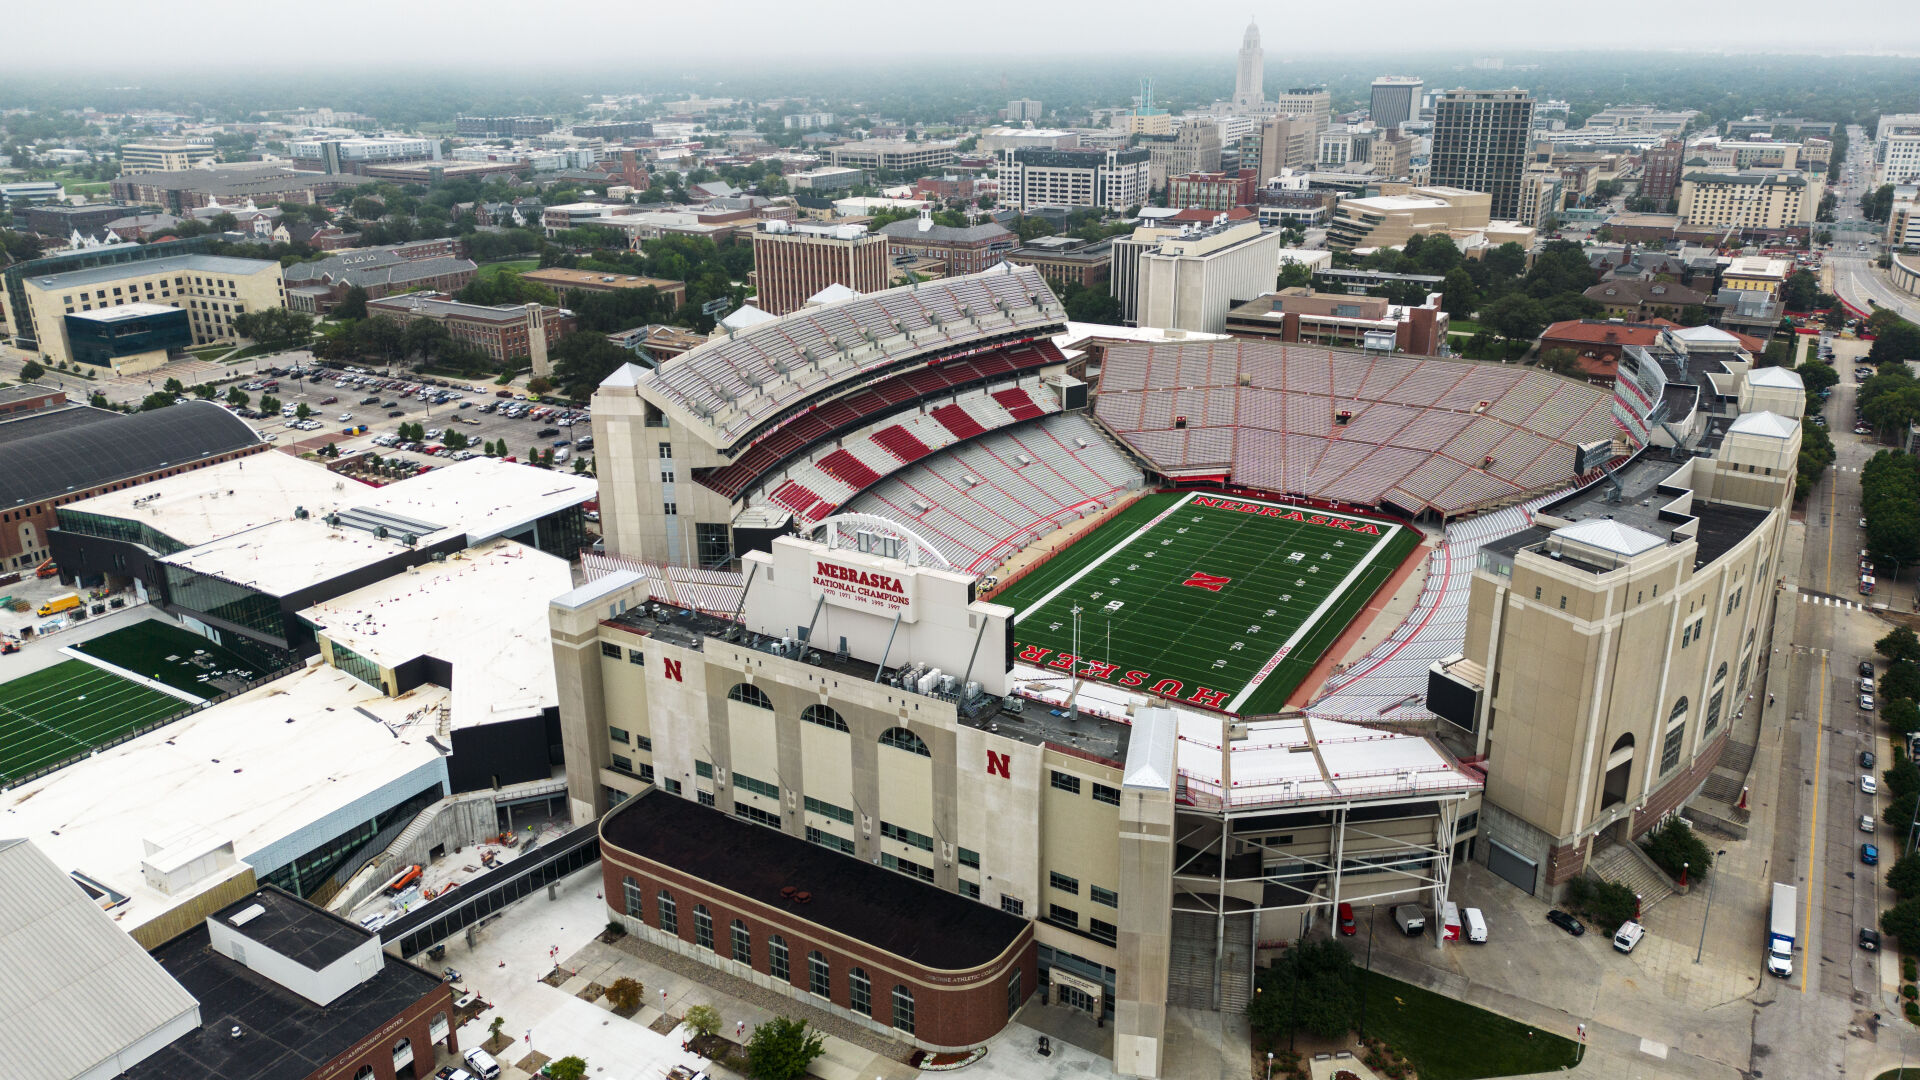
[1589, 839, 1676, 910]
[1165, 909, 1255, 1012]
[1218, 914, 1254, 1014]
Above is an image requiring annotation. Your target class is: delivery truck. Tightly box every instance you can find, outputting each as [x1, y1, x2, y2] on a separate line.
[36, 592, 80, 617]
[1767, 882, 1797, 978]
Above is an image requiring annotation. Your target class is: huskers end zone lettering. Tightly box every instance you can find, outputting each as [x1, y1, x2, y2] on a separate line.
[1190, 495, 1382, 535]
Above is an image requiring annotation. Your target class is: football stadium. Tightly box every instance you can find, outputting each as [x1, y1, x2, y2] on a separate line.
[567, 263, 1794, 1073]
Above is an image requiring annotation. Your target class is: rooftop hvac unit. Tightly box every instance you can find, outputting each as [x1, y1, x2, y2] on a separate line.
[962, 474, 980, 486]
[1075, 438, 1088, 448]
[1015, 453, 1032, 466]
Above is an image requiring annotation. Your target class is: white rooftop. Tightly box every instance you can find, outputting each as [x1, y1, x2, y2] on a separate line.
[1554, 517, 1667, 557]
[1672, 324, 1743, 345]
[1725, 255, 1790, 278]
[0, 838, 201, 1080]
[377, 457, 597, 544]
[601, 362, 648, 389]
[68, 450, 366, 550]
[162, 516, 450, 597]
[1746, 365, 1805, 390]
[1727, 410, 1800, 439]
[718, 303, 775, 331]
[66, 301, 184, 324]
[299, 539, 571, 729]
[0, 664, 448, 940]
[1174, 711, 1478, 807]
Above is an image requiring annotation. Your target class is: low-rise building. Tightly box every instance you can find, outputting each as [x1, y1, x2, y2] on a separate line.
[1005, 235, 1115, 290]
[829, 139, 959, 174]
[790, 166, 866, 191]
[878, 213, 1017, 277]
[281, 239, 475, 314]
[22, 203, 139, 240]
[120, 139, 216, 173]
[1676, 170, 1823, 241]
[1224, 287, 1448, 355]
[608, 323, 708, 362]
[1583, 278, 1710, 322]
[1886, 186, 1920, 250]
[749, 221, 891, 316]
[17, 253, 286, 366]
[111, 164, 341, 213]
[1167, 169, 1258, 211]
[367, 292, 575, 374]
[1722, 255, 1791, 298]
[521, 266, 688, 307]
[287, 135, 440, 173]
[1128, 216, 1282, 333]
[1326, 185, 1492, 251]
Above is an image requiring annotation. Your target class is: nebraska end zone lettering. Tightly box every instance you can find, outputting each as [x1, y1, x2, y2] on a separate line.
[1190, 496, 1382, 535]
[1013, 641, 1231, 711]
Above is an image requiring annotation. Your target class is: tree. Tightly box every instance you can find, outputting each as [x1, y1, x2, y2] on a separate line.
[296, 402, 312, 419]
[551, 331, 636, 402]
[1536, 347, 1582, 378]
[1798, 361, 1840, 394]
[527, 376, 554, 395]
[1481, 293, 1547, 344]
[1890, 851, 1920, 901]
[1886, 698, 1920, 737]
[682, 1003, 723, 1038]
[226, 387, 249, 407]
[1781, 270, 1821, 312]
[1879, 627, 1920, 665]
[260, 395, 281, 413]
[1440, 267, 1478, 318]
[1869, 319, 1920, 368]
[18, 359, 45, 382]
[139, 392, 175, 411]
[402, 318, 452, 365]
[606, 976, 644, 1013]
[444, 430, 468, 451]
[162, 377, 185, 395]
[1677, 304, 1709, 327]
[193, 383, 217, 400]
[1246, 938, 1357, 1042]
[745, 1017, 825, 1080]
[1640, 816, 1713, 880]
[1883, 897, 1920, 946]
[336, 285, 370, 321]
[1885, 660, 1920, 704]
[488, 1016, 506, 1044]
[88, 391, 109, 408]
[1064, 287, 1122, 324]
[546, 1057, 588, 1080]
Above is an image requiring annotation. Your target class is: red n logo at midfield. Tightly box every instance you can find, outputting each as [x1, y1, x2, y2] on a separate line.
[986, 750, 1011, 779]
[1182, 572, 1232, 592]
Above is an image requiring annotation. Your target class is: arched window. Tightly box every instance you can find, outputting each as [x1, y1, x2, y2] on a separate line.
[1669, 697, 1688, 723]
[728, 683, 773, 710]
[356, 1068, 375, 1080]
[623, 875, 643, 918]
[731, 919, 752, 964]
[808, 950, 831, 997]
[694, 904, 715, 950]
[769, 935, 790, 981]
[658, 891, 678, 934]
[802, 704, 848, 731]
[1610, 733, 1633, 754]
[891, 984, 915, 1034]
[1713, 662, 1728, 685]
[849, 967, 872, 1016]
[879, 726, 930, 757]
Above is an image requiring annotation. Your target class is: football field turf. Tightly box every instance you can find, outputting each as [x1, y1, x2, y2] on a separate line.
[994, 491, 1421, 715]
[0, 659, 190, 783]
[72, 618, 268, 698]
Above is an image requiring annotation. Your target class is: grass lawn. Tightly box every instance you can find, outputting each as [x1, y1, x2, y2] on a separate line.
[992, 491, 1419, 714]
[72, 618, 278, 697]
[1358, 970, 1580, 1080]
[0, 659, 190, 783]
[476, 258, 539, 282]
[62, 180, 109, 196]
[219, 342, 285, 364]
[1447, 319, 1485, 334]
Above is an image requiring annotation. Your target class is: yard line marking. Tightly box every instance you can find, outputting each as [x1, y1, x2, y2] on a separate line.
[1227, 520, 1403, 714]
[1012, 492, 1197, 624]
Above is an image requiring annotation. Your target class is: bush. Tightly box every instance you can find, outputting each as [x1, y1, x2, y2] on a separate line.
[1906, 956, 1918, 982]
[1247, 938, 1357, 1042]
[1641, 818, 1714, 881]
[605, 976, 644, 1013]
[1567, 877, 1639, 934]
[682, 1003, 723, 1038]
[604, 920, 626, 938]
[744, 1017, 826, 1080]
[547, 1056, 588, 1080]
[1881, 897, 1920, 945]
[1907, 1000, 1920, 1023]
[1891, 852, 1920, 901]
[1905, 984, 1918, 1001]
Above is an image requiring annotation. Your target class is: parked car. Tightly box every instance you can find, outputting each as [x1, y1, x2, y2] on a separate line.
[1463, 906, 1488, 943]
[388, 410, 405, 418]
[536, 427, 560, 438]
[360, 396, 379, 405]
[464, 1049, 501, 1080]
[1863, 750, 1878, 770]
[1337, 902, 1356, 936]
[337, 413, 352, 422]
[1863, 694, 1877, 712]
[320, 395, 339, 405]
[1862, 774, 1878, 794]
[1392, 904, 1424, 936]
[1863, 843, 1880, 865]
[1861, 927, 1883, 952]
[1546, 909, 1585, 936]
[1862, 676, 1876, 692]
[1863, 815, 1876, 833]
[1862, 660, 1877, 678]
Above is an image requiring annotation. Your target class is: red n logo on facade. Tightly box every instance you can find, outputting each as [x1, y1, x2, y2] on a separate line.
[662, 658, 684, 682]
[986, 750, 1011, 779]
[1181, 572, 1232, 592]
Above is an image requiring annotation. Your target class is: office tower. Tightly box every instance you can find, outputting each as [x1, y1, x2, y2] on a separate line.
[1430, 89, 1535, 220]
[748, 222, 890, 316]
[1370, 76, 1423, 132]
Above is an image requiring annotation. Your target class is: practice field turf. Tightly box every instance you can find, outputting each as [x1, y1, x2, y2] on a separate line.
[72, 618, 271, 698]
[0, 659, 190, 783]
[994, 491, 1420, 715]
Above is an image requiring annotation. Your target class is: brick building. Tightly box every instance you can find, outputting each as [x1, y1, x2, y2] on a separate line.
[366, 293, 576, 374]
[1639, 138, 1684, 204]
[282, 240, 476, 314]
[879, 214, 1017, 277]
[521, 266, 687, 307]
[1005, 235, 1114, 289]
[602, 792, 1037, 1051]
[1166, 169, 1259, 211]
[748, 222, 891, 315]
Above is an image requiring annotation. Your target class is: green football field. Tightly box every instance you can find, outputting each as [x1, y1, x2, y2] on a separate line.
[72, 618, 271, 698]
[0, 659, 191, 784]
[994, 491, 1421, 715]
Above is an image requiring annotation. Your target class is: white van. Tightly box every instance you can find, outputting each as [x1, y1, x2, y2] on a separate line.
[464, 1048, 501, 1080]
[1463, 906, 1488, 944]
[1613, 920, 1646, 954]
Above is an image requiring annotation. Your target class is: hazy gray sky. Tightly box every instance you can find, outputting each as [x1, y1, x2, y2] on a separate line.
[14, 0, 1920, 61]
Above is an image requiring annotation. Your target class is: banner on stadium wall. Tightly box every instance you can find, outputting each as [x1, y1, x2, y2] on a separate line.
[810, 555, 919, 621]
